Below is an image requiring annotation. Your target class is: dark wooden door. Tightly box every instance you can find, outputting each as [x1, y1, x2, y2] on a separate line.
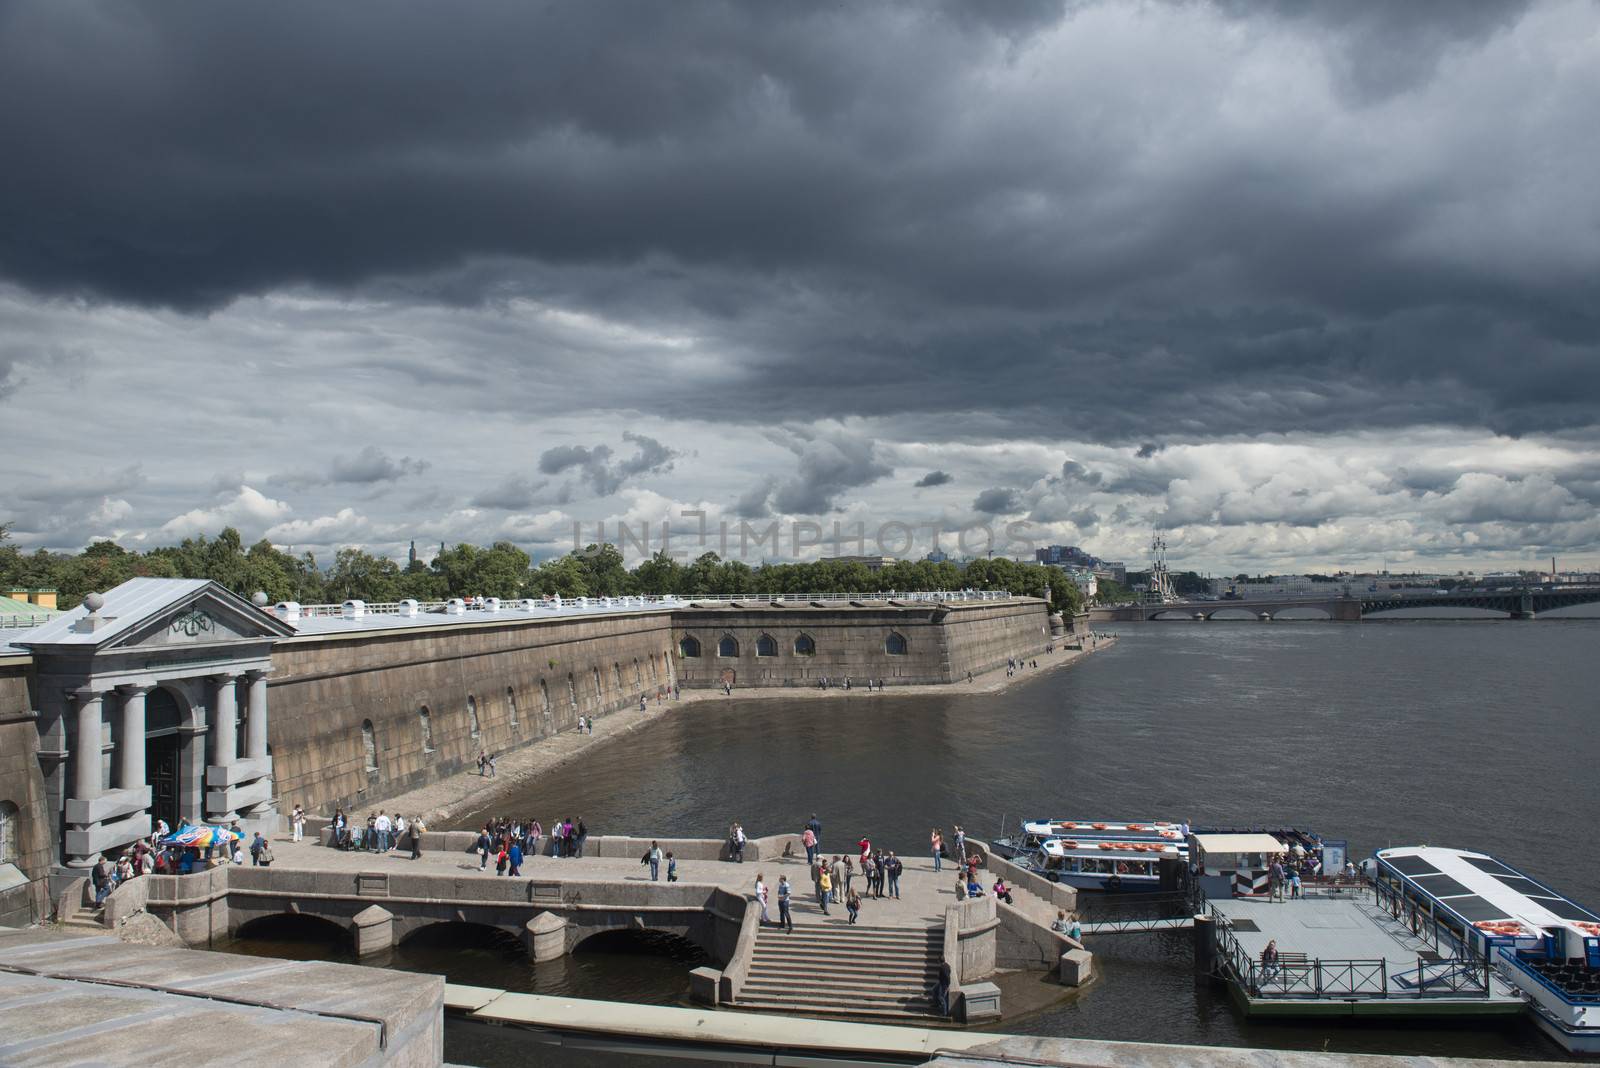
[146, 735, 180, 832]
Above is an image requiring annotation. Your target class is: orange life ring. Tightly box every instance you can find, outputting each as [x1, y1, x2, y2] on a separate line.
[1063, 822, 1077, 829]
[1127, 823, 1145, 831]
[1098, 842, 1114, 850]
[1061, 841, 1079, 850]
[1160, 830, 1179, 839]
[1092, 823, 1108, 830]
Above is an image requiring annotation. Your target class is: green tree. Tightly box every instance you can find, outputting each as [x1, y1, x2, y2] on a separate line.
[529, 554, 590, 597]
[323, 548, 403, 603]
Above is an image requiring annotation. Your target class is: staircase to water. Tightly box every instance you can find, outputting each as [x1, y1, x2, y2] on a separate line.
[735, 923, 945, 1020]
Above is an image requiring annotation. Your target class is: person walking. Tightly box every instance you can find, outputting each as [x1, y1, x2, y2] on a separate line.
[846, 888, 861, 925]
[408, 816, 424, 860]
[291, 805, 305, 843]
[495, 843, 509, 876]
[806, 813, 822, 851]
[829, 855, 845, 904]
[666, 852, 678, 882]
[644, 841, 662, 881]
[817, 865, 832, 914]
[777, 875, 794, 932]
[575, 817, 588, 859]
[887, 852, 903, 899]
[734, 823, 747, 863]
[756, 873, 770, 925]
[802, 826, 817, 866]
[954, 825, 965, 863]
[249, 831, 266, 866]
[931, 828, 943, 872]
[508, 840, 523, 877]
[1269, 856, 1286, 902]
[842, 854, 854, 896]
[477, 828, 492, 869]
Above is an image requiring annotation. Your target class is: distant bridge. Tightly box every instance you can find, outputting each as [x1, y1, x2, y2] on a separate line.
[1090, 586, 1600, 622]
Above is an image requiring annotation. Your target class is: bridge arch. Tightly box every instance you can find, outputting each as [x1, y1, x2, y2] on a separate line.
[234, 911, 352, 947]
[571, 926, 710, 964]
[1274, 606, 1333, 621]
[398, 918, 524, 951]
[1149, 609, 1196, 621]
[1207, 607, 1258, 621]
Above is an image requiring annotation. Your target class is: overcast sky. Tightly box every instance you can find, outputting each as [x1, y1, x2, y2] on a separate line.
[2, 1, 1597, 574]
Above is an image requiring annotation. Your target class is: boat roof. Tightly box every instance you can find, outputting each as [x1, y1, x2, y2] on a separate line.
[1376, 846, 1600, 934]
[1023, 819, 1177, 836]
[1043, 839, 1183, 858]
[1192, 832, 1286, 854]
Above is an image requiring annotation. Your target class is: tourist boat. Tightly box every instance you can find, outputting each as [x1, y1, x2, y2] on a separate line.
[989, 818, 1184, 860]
[1373, 845, 1600, 1056]
[1033, 837, 1187, 893]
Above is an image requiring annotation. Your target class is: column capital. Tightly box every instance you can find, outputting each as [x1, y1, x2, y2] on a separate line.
[245, 667, 274, 681]
[72, 686, 106, 703]
[209, 670, 244, 685]
[117, 683, 155, 696]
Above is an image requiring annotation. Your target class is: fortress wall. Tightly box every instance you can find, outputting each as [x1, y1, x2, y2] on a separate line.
[940, 599, 1055, 680]
[0, 662, 52, 926]
[265, 612, 677, 816]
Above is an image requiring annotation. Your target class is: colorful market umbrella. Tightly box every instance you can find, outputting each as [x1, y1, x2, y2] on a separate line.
[163, 825, 239, 849]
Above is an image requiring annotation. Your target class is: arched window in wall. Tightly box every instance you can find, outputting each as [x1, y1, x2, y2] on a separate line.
[592, 667, 603, 701]
[612, 662, 622, 691]
[567, 674, 578, 711]
[885, 631, 908, 655]
[419, 707, 434, 753]
[717, 635, 739, 657]
[794, 634, 816, 656]
[540, 679, 551, 715]
[507, 687, 519, 730]
[0, 800, 18, 864]
[361, 720, 378, 772]
[467, 694, 480, 739]
[678, 636, 700, 658]
[755, 634, 777, 657]
[649, 654, 659, 681]
[633, 659, 642, 688]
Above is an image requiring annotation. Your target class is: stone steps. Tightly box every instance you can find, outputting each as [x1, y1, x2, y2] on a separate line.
[736, 922, 945, 1021]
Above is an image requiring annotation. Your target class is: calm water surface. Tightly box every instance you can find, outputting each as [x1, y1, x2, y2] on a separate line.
[232, 618, 1600, 1063]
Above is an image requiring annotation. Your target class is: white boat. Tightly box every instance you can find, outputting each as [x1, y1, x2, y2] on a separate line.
[1036, 836, 1187, 893]
[1374, 846, 1600, 1056]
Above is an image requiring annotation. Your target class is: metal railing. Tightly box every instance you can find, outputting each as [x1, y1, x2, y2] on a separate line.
[0, 613, 54, 630]
[1210, 903, 1490, 1000]
[277, 588, 1018, 622]
[1495, 946, 1600, 1004]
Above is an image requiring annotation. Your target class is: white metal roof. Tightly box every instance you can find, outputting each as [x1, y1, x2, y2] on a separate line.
[10, 578, 213, 647]
[1191, 832, 1285, 854]
[1378, 845, 1599, 935]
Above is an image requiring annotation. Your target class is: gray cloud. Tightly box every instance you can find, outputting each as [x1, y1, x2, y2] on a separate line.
[470, 476, 549, 511]
[914, 470, 953, 488]
[537, 432, 680, 497]
[330, 445, 430, 484]
[973, 487, 1021, 515]
[768, 427, 892, 515]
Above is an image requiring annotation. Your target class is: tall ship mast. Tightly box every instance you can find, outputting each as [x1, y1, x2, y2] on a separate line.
[1146, 532, 1178, 604]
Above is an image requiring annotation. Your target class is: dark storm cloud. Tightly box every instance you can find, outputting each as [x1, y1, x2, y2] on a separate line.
[767, 427, 892, 515]
[973, 487, 1022, 515]
[914, 470, 954, 488]
[536, 432, 680, 496]
[0, 0, 1595, 447]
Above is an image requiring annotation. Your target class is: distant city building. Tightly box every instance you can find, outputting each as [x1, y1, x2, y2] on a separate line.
[1035, 545, 1100, 568]
[829, 554, 898, 571]
[924, 548, 950, 563]
[1093, 562, 1127, 584]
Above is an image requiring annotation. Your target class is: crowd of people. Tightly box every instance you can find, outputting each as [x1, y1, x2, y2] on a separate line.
[474, 814, 587, 871]
[86, 816, 290, 906]
[330, 808, 428, 858]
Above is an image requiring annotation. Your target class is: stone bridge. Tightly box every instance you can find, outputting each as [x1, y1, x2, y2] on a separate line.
[1091, 585, 1600, 622]
[105, 860, 750, 967]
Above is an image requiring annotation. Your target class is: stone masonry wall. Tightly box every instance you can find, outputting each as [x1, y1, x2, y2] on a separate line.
[266, 612, 677, 816]
[671, 598, 1050, 689]
[0, 663, 52, 926]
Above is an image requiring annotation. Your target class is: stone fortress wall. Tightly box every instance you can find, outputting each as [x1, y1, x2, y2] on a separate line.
[269, 597, 1051, 816]
[0, 662, 53, 926]
[268, 611, 679, 818]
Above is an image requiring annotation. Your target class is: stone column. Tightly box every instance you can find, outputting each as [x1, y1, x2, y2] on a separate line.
[208, 674, 240, 822]
[211, 674, 238, 768]
[117, 685, 151, 790]
[245, 670, 270, 759]
[72, 688, 106, 804]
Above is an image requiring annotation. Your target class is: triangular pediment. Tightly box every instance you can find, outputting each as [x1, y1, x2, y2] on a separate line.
[14, 578, 293, 653]
[113, 592, 284, 650]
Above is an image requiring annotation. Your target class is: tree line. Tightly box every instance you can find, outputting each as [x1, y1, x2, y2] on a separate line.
[0, 525, 1085, 616]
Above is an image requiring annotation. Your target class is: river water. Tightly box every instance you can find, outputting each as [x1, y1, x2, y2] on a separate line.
[227, 616, 1600, 1063]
